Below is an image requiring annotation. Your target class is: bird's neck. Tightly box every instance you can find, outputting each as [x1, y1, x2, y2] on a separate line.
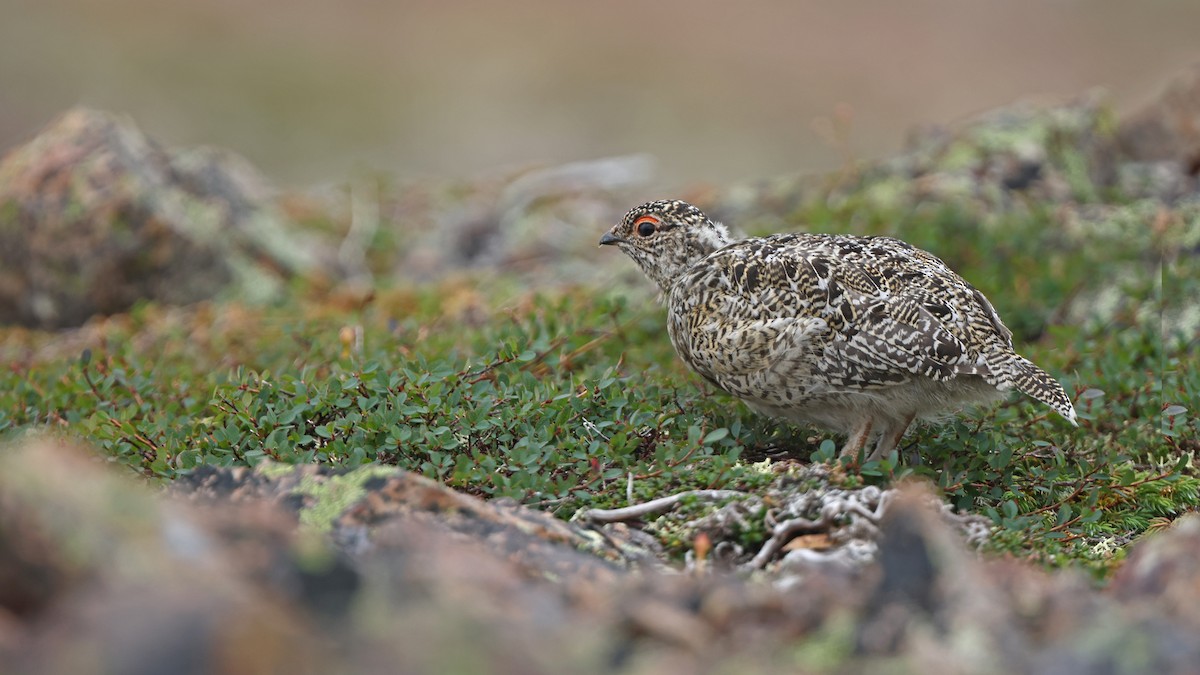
[686, 221, 733, 261]
[649, 223, 733, 293]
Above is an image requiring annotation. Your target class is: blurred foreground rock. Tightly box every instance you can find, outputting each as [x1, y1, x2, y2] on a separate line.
[5, 438, 1200, 674]
[0, 108, 325, 329]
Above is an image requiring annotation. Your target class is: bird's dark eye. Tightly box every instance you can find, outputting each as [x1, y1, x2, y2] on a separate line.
[636, 219, 657, 237]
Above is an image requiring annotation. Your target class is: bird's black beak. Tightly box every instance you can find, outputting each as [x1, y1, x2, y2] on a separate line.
[599, 232, 624, 247]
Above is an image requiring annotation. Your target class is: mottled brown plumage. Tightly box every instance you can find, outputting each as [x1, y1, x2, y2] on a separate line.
[601, 200, 1077, 461]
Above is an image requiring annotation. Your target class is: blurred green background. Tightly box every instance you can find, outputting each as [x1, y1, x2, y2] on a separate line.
[3, 0, 1198, 186]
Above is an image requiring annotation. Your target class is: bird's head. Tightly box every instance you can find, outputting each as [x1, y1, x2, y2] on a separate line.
[599, 200, 732, 292]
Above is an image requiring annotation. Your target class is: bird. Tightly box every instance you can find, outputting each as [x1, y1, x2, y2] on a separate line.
[599, 199, 1077, 462]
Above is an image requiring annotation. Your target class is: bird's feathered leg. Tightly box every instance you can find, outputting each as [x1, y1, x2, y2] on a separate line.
[839, 417, 874, 460]
[866, 413, 915, 462]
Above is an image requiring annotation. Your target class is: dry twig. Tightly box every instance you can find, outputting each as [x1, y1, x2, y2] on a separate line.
[580, 490, 748, 523]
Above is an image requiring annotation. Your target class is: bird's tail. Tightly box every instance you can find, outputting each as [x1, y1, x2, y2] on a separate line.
[1004, 355, 1077, 425]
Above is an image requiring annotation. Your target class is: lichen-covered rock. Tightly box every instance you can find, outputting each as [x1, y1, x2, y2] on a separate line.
[712, 74, 1200, 230]
[171, 461, 663, 575]
[0, 108, 324, 329]
[896, 93, 1119, 203]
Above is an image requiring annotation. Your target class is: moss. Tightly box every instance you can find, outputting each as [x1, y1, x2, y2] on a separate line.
[788, 612, 857, 671]
[294, 464, 400, 532]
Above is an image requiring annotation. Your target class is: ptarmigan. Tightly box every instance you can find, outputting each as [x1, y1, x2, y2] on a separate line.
[600, 199, 1077, 461]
